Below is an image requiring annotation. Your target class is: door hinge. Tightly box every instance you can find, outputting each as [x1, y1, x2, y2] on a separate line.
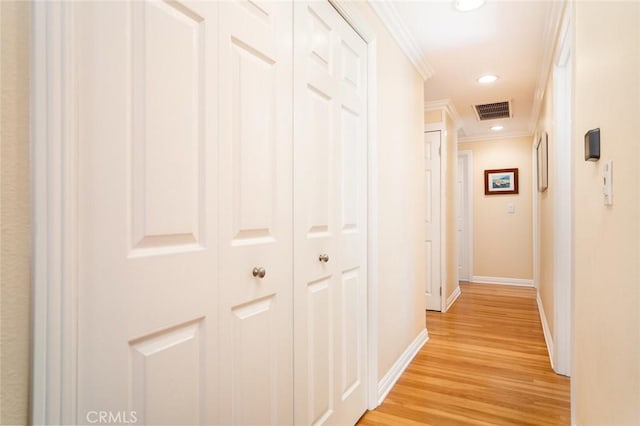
[439, 287, 442, 296]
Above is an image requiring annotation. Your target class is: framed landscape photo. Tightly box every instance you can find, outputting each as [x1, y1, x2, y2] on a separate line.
[484, 168, 519, 195]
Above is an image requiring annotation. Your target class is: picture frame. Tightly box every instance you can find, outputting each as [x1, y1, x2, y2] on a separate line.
[536, 132, 548, 192]
[484, 168, 519, 195]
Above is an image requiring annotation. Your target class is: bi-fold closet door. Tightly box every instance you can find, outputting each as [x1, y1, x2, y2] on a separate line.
[74, 0, 366, 424]
[293, 2, 368, 425]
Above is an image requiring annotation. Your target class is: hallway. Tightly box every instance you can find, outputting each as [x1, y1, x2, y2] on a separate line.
[358, 283, 570, 425]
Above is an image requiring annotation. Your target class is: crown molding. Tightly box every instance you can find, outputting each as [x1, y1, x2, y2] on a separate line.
[458, 130, 533, 143]
[368, 0, 434, 80]
[424, 99, 462, 129]
[529, 0, 567, 133]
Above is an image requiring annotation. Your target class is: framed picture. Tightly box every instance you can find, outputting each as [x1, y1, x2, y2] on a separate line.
[537, 133, 548, 192]
[484, 168, 519, 195]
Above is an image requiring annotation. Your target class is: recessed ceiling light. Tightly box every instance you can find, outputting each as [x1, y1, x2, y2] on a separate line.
[477, 74, 499, 84]
[491, 125, 504, 131]
[453, 0, 486, 12]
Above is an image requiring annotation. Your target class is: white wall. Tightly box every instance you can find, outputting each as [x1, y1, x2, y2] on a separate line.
[353, 3, 426, 381]
[572, 2, 640, 423]
[0, 2, 31, 424]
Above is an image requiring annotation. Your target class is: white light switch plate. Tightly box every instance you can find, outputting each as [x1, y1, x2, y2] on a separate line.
[603, 160, 613, 206]
[507, 203, 515, 214]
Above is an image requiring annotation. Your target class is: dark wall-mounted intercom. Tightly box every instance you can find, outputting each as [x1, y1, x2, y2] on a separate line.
[584, 128, 600, 161]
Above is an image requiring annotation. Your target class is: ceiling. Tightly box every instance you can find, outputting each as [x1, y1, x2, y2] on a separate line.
[373, 1, 563, 142]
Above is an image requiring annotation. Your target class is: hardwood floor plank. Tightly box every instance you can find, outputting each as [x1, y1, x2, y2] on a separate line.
[358, 283, 570, 425]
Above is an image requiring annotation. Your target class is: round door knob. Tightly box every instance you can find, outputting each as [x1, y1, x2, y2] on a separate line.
[252, 267, 266, 279]
[318, 254, 329, 263]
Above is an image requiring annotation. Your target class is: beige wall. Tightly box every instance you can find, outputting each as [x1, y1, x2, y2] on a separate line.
[572, 2, 640, 423]
[1, 2, 31, 424]
[424, 110, 442, 125]
[459, 137, 533, 281]
[536, 74, 556, 339]
[354, 3, 426, 380]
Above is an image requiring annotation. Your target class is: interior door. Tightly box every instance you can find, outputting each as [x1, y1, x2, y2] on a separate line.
[425, 131, 442, 311]
[293, 1, 368, 424]
[76, 1, 220, 424]
[218, 1, 294, 424]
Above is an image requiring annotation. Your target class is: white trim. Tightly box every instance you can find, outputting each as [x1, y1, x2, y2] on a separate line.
[536, 291, 555, 370]
[330, 0, 379, 410]
[457, 150, 473, 282]
[424, 110, 457, 313]
[471, 276, 534, 287]
[551, 5, 573, 379]
[446, 286, 462, 311]
[528, 0, 566, 133]
[425, 124, 446, 312]
[424, 99, 462, 129]
[532, 135, 540, 291]
[424, 122, 442, 133]
[376, 329, 428, 405]
[458, 130, 533, 143]
[367, 0, 434, 80]
[32, 2, 78, 424]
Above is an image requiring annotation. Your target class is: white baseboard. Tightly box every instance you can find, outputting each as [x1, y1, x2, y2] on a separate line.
[376, 328, 428, 406]
[471, 276, 534, 287]
[445, 286, 461, 311]
[536, 291, 555, 370]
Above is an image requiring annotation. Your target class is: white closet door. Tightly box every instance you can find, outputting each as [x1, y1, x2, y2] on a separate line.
[75, 2, 219, 424]
[293, 2, 368, 425]
[425, 131, 442, 311]
[218, 1, 294, 425]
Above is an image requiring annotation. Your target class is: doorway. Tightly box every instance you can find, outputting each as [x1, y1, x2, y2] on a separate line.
[457, 150, 473, 282]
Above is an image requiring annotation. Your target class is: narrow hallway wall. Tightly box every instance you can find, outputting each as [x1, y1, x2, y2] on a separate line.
[572, 2, 640, 423]
[458, 137, 533, 283]
[354, 2, 427, 384]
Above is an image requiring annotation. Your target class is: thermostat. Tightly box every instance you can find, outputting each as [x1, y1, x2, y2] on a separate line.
[585, 128, 600, 161]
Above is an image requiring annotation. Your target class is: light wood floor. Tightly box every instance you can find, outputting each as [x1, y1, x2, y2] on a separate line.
[357, 282, 570, 426]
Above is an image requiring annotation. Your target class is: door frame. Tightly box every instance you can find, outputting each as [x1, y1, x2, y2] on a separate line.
[31, 1, 381, 423]
[551, 4, 573, 380]
[31, 3, 79, 424]
[457, 150, 473, 282]
[424, 123, 445, 311]
[422, 130, 442, 311]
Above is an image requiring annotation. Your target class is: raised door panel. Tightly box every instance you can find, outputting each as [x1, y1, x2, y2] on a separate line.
[130, 320, 204, 425]
[130, 0, 205, 256]
[306, 85, 333, 237]
[307, 278, 334, 425]
[218, 1, 293, 425]
[75, 1, 219, 424]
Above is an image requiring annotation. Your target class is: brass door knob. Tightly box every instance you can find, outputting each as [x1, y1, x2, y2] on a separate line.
[252, 267, 266, 279]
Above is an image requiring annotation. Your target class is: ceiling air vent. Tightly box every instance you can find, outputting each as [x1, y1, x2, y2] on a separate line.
[474, 101, 512, 121]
